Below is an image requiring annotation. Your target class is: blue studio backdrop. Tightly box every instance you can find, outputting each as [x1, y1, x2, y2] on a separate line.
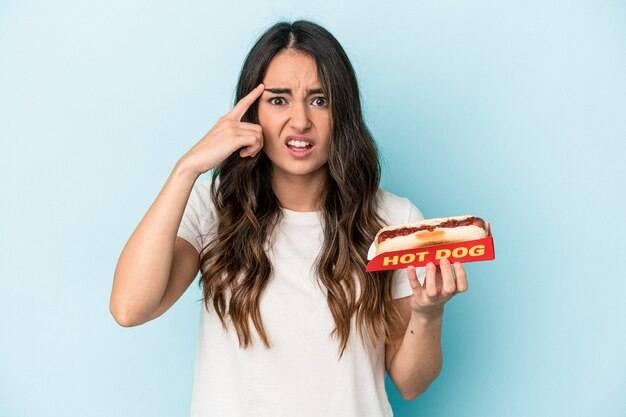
[1, 1, 624, 416]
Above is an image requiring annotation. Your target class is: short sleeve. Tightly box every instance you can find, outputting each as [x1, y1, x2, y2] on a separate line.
[389, 201, 427, 299]
[177, 180, 215, 255]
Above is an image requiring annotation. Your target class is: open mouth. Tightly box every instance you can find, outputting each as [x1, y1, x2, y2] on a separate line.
[286, 139, 313, 151]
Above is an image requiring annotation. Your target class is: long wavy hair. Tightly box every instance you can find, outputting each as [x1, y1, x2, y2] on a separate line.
[199, 20, 403, 359]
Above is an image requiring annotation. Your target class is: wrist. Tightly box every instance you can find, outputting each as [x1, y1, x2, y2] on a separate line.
[411, 306, 444, 325]
[173, 159, 202, 182]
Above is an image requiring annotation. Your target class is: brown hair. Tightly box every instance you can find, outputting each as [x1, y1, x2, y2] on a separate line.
[198, 20, 403, 359]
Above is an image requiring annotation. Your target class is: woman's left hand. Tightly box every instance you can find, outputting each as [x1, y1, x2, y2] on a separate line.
[406, 258, 468, 318]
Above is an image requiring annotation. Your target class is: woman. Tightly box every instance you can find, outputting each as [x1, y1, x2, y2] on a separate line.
[110, 19, 468, 417]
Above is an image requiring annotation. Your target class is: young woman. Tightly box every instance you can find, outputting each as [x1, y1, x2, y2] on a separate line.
[110, 20, 468, 417]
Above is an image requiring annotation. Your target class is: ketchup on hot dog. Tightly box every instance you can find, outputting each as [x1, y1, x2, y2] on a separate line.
[377, 216, 486, 244]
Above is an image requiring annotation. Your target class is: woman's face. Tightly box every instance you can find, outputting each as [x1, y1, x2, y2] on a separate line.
[258, 49, 332, 181]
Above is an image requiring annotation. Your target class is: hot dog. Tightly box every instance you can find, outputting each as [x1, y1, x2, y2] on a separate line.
[372, 215, 488, 256]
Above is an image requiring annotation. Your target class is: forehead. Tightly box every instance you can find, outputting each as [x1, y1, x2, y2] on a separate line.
[263, 50, 320, 87]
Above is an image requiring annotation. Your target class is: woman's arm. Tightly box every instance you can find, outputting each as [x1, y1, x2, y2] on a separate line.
[386, 297, 443, 400]
[109, 84, 266, 327]
[109, 162, 201, 327]
[385, 259, 468, 400]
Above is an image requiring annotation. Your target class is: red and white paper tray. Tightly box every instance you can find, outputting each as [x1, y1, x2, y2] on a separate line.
[366, 223, 495, 272]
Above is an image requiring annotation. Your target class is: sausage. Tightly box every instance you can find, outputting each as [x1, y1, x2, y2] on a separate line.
[373, 215, 488, 256]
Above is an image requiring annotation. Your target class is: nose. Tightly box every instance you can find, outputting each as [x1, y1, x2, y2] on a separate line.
[289, 101, 311, 132]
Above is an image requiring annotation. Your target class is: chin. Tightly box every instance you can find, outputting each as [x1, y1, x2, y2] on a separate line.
[272, 161, 328, 178]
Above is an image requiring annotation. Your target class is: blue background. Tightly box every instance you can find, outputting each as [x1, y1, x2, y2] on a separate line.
[1, 1, 625, 416]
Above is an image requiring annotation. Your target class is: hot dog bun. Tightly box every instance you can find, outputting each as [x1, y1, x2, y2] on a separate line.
[373, 215, 488, 256]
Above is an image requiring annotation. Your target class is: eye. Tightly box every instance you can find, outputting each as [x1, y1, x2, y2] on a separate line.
[268, 97, 286, 106]
[312, 97, 329, 107]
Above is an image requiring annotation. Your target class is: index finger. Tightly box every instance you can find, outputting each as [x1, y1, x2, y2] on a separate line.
[228, 83, 265, 121]
[453, 262, 468, 292]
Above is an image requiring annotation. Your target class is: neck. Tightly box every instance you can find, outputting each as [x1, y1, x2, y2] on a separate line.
[272, 167, 327, 212]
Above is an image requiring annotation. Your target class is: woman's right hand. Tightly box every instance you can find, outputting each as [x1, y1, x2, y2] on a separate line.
[177, 83, 266, 176]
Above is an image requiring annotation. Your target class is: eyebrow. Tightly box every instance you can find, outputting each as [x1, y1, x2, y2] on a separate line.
[264, 88, 325, 96]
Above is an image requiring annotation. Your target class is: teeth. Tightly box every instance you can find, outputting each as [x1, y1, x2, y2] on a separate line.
[287, 140, 311, 148]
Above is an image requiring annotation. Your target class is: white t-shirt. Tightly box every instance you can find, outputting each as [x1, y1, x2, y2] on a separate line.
[177, 180, 426, 417]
